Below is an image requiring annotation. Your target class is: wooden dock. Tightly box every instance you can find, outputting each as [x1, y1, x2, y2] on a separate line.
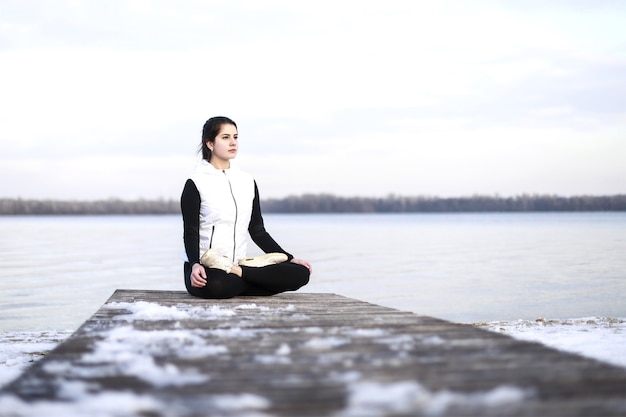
[1, 290, 624, 416]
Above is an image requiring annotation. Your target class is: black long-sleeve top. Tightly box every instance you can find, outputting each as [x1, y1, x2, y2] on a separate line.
[180, 178, 292, 265]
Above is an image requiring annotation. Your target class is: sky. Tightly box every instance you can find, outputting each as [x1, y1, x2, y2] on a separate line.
[1, 0, 625, 200]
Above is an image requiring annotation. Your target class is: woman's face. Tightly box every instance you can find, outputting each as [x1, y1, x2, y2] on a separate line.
[208, 123, 238, 166]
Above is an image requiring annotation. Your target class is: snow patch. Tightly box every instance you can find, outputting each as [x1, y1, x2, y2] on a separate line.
[303, 327, 324, 334]
[204, 327, 261, 339]
[275, 343, 291, 355]
[105, 301, 299, 323]
[0, 390, 271, 417]
[41, 326, 217, 387]
[303, 337, 350, 350]
[375, 334, 415, 351]
[234, 303, 295, 313]
[106, 301, 236, 321]
[0, 391, 166, 417]
[212, 393, 271, 410]
[84, 326, 227, 360]
[342, 328, 387, 338]
[339, 380, 531, 417]
[253, 354, 291, 365]
[420, 335, 445, 345]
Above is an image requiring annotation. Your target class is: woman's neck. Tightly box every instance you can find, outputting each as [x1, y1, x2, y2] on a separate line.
[209, 158, 230, 170]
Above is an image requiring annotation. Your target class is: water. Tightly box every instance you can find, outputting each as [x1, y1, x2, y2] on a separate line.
[0, 213, 625, 332]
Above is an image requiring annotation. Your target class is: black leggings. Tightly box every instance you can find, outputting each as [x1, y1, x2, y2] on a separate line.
[184, 261, 310, 299]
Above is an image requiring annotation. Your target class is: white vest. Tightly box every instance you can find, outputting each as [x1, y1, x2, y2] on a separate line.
[189, 160, 255, 262]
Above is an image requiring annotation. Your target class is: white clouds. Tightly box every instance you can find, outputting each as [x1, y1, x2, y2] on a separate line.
[244, 124, 626, 198]
[0, 0, 625, 198]
[0, 154, 195, 199]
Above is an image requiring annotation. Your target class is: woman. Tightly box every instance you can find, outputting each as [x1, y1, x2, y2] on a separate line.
[181, 116, 311, 298]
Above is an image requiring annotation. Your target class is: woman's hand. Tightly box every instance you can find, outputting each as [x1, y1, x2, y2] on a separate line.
[290, 258, 313, 274]
[190, 263, 207, 287]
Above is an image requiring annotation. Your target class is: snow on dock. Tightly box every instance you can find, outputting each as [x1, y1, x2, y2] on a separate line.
[0, 290, 624, 416]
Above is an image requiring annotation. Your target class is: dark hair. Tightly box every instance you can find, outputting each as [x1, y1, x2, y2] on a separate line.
[200, 116, 237, 161]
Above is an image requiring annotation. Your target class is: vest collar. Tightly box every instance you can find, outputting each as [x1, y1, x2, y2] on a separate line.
[194, 159, 241, 175]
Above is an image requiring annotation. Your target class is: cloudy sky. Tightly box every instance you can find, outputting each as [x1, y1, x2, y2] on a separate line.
[1, 0, 624, 200]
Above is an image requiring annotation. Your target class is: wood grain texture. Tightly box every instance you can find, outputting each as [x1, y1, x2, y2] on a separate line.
[1, 290, 624, 416]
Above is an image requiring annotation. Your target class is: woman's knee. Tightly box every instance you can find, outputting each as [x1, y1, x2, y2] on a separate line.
[203, 277, 246, 298]
[290, 264, 310, 289]
[186, 283, 241, 299]
[184, 265, 246, 299]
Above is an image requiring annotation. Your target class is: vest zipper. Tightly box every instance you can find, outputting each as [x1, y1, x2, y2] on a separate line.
[223, 170, 238, 262]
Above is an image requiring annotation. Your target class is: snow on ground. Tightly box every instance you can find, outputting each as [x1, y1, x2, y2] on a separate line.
[474, 316, 626, 369]
[0, 331, 73, 388]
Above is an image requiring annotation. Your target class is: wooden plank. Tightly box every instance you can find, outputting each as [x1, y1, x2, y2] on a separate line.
[1, 290, 624, 416]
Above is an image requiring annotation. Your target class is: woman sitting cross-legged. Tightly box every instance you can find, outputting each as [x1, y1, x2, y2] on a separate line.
[181, 116, 312, 299]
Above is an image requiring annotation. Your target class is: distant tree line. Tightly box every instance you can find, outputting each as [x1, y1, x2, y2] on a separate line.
[1, 194, 625, 215]
[0, 198, 179, 215]
[262, 194, 626, 213]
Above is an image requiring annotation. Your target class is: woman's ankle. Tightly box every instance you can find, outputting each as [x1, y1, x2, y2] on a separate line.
[230, 264, 243, 277]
